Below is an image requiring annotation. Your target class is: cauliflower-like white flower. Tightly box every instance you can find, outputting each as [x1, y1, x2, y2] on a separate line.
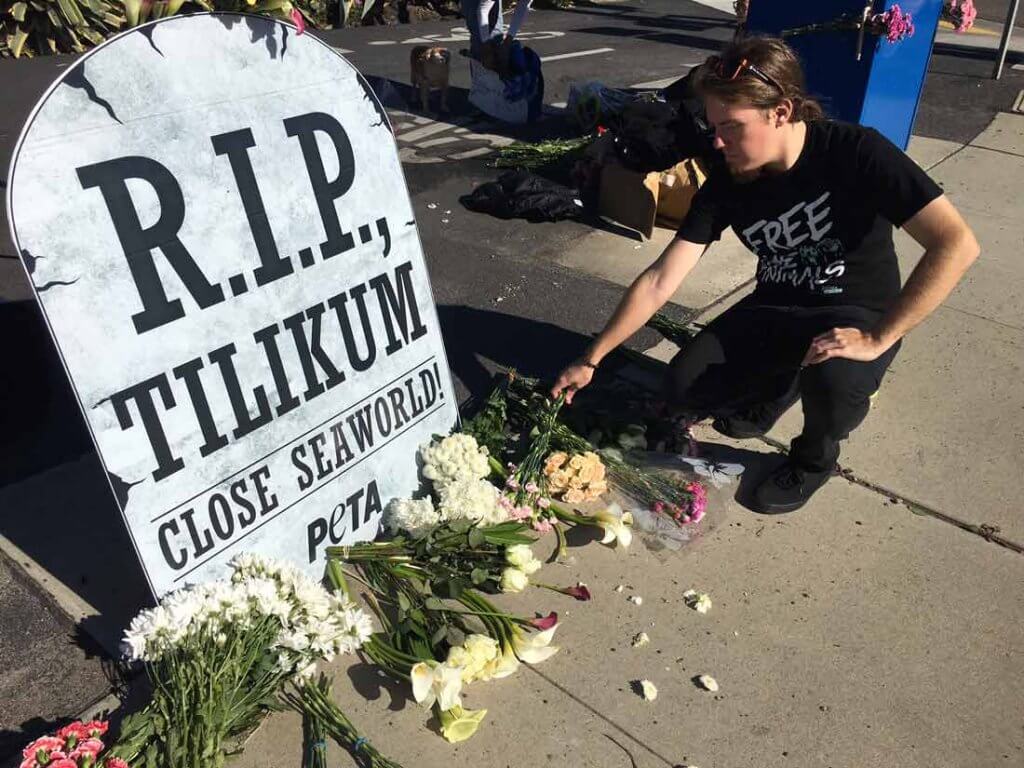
[383, 497, 440, 537]
[438, 478, 507, 526]
[500, 567, 529, 593]
[504, 544, 542, 575]
[421, 434, 490, 488]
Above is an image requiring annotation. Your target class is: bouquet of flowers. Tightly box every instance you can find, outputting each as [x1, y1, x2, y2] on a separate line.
[325, 555, 561, 743]
[20, 721, 126, 768]
[110, 554, 374, 768]
[782, 3, 915, 45]
[543, 450, 608, 504]
[504, 375, 707, 531]
[942, 0, 977, 32]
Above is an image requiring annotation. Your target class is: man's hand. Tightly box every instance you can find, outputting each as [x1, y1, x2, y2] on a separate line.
[550, 361, 595, 404]
[802, 327, 888, 366]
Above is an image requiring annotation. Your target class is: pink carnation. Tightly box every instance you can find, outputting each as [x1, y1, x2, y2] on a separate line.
[105, 759, 131, 768]
[23, 737, 65, 760]
[879, 5, 914, 42]
[83, 722, 109, 739]
[290, 8, 307, 35]
[532, 518, 554, 533]
[20, 758, 37, 768]
[57, 723, 91, 743]
[73, 738, 105, 758]
[509, 505, 532, 521]
[49, 760, 78, 768]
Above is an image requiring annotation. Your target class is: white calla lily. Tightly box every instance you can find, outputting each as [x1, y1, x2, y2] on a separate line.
[511, 624, 560, 664]
[592, 503, 633, 548]
[410, 661, 463, 711]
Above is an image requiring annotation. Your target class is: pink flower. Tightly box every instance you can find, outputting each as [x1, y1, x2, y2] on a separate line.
[653, 501, 665, 514]
[57, 723, 90, 744]
[23, 737, 65, 760]
[105, 759, 131, 768]
[509, 506, 532, 521]
[564, 583, 592, 601]
[73, 738, 105, 758]
[49, 760, 78, 768]
[532, 519, 553, 533]
[950, 0, 976, 31]
[525, 482, 539, 494]
[82, 722, 109, 739]
[505, 476, 520, 491]
[290, 8, 307, 35]
[537, 497, 551, 509]
[20, 758, 37, 768]
[879, 5, 914, 42]
[529, 612, 559, 630]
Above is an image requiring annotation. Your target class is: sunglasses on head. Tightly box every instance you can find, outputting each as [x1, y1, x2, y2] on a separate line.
[706, 55, 783, 94]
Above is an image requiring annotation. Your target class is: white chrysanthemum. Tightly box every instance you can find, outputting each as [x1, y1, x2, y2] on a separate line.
[121, 554, 375, 670]
[383, 497, 441, 537]
[437, 478, 507, 526]
[421, 434, 490, 488]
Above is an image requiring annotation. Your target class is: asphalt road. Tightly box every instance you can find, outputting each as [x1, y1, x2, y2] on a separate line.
[1, 0, 1023, 758]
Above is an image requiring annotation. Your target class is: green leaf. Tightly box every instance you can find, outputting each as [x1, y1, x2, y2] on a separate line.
[431, 626, 448, 646]
[446, 626, 466, 647]
[445, 580, 465, 600]
[397, 592, 411, 612]
[423, 597, 445, 611]
[123, 0, 140, 26]
[56, 0, 85, 26]
[467, 527, 485, 548]
[10, 27, 29, 57]
[448, 518, 471, 534]
[470, 568, 489, 586]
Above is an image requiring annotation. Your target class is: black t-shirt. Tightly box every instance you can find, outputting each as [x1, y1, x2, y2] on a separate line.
[677, 120, 943, 312]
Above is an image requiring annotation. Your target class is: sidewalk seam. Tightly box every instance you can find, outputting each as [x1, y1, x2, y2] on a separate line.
[756, 435, 1024, 555]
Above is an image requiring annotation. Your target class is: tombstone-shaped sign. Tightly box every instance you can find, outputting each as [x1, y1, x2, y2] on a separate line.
[6, 13, 458, 597]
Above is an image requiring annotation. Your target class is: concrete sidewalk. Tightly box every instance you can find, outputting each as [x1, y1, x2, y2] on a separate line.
[229, 115, 1024, 768]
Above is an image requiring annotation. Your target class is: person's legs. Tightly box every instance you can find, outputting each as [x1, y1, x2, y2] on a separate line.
[663, 303, 803, 428]
[462, 0, 501, 58]
[790, 345, 899, 471]
[754, 306, 901, 513]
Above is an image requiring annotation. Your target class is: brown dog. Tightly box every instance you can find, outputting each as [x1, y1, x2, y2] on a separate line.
[410, 45, 450, 114]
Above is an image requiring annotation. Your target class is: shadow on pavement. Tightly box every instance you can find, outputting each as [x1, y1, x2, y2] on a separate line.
[438, 304, 595, 404]
[0, 300, 154, 657]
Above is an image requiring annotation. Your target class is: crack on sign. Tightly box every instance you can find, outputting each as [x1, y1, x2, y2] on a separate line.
[109, 472, 144, 508]
[139, 25, 164, 56]
[21, 249, 43, 276]
[63, 65, 123, 125]
[356, 72, 392, 135]
[36, 277, 80, 293]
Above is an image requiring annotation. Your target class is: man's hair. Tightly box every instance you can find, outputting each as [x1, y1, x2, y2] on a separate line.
[695, 36, 825, 122]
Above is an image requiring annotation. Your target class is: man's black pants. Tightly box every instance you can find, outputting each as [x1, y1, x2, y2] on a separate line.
[664, 298, 901, 472]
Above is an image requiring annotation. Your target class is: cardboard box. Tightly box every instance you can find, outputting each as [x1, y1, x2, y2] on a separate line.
[598, 158, 705, 238]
